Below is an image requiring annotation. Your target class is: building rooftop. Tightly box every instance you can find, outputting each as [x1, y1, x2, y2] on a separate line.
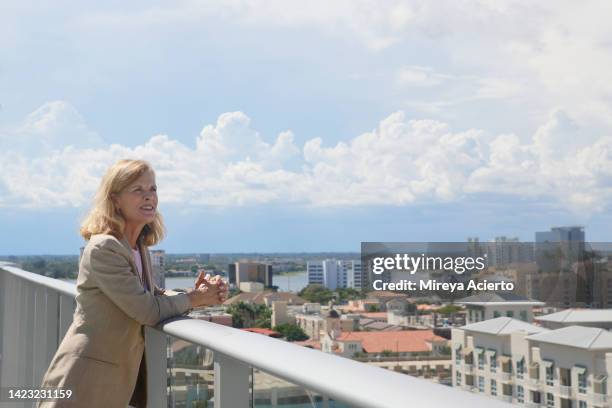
[526, 325, 612, 350]
[366, 290, 409, 300]
[241, 328, 282, 337]
[536, 308, 612, 324]
[457, 292, 544, 306]
[359, 312, 388, 320]
[461, 317, 548, 335]
[360, 321, 403, 331]
[337, 330, 446, 353]
[224, 291, 307, 305]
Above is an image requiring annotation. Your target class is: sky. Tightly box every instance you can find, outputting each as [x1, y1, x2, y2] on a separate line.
[1, 0, 612, 254]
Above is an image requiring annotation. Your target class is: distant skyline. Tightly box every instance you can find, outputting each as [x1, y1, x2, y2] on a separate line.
[2, 1, 612, 254]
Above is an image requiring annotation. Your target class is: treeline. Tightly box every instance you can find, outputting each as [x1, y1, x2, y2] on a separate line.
[5, 256, 79, 280]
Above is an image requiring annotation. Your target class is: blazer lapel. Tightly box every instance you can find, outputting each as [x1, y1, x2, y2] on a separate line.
[138, 238, 153, 292]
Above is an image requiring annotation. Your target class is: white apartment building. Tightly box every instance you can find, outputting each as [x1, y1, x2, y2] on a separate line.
[485, 237, 535, 267]
[307, 260, 362, 290]
[150, 249, 165, 267]
[150, 249, 165, 288]
[344, 260, 363, 289]
[536, 309, 612, 331]
[453, 317, 612, 408]
[457, 292, 544, 324]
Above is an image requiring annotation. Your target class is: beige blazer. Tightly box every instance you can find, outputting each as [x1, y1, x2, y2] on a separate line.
[38, 233, 192, 408]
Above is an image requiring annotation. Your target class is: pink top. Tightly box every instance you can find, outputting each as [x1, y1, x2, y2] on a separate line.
[132, 248, 146, 290]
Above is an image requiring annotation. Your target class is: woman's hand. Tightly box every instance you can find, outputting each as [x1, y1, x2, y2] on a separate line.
[187, 271, 229, 308]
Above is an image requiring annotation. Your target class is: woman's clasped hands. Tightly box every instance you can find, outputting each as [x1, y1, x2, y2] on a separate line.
[187, 271, 229, 308]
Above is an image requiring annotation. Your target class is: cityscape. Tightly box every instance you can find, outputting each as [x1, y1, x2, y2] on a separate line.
[3, 225, 612, 407]
[2, 2, 611, 407]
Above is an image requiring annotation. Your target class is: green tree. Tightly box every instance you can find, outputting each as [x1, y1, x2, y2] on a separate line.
[298, 284, 334, 303]
[365, 304, 380, 312]
[273, 323, 308, 342]
[227, 302, 271, 328]
[436, 305, 462, 315]
[336, 287, 362, 301]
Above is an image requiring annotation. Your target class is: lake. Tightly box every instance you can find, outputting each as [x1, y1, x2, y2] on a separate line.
[65, 271, 310, 293]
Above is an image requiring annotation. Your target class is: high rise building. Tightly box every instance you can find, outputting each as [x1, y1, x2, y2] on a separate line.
[484, 237, 534, 267]
[535, 226, 585, 273]
[307, 260, 364, 290]
[150, 249, 165, 289]
[228, 262, 273, 288]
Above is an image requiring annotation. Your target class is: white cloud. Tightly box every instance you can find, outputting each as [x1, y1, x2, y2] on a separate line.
[396, 66, 451, 87]
[0, 101, 103, 155]
[1, 101, 611, 215]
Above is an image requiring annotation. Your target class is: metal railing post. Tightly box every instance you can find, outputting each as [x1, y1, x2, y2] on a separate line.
[214, 352, 250, 408]
[58, 294, 74, 342]
[1, 273, 17, 388]
[45, 289, 59, 360]
[0, 270, 5, 388]
[33, 285, 48, 385]
[145, 326, 168, 408]
[24, 281, 35, 388]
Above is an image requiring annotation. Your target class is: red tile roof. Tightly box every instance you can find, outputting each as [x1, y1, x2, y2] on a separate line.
[337, 330, 445, 353]
[241, 328, 282, 338]
[294, 339, 322, 350]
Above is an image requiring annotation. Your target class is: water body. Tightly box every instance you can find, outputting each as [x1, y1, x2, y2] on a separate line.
[64, 271, 310, 293]
[165, 271, 309, 293]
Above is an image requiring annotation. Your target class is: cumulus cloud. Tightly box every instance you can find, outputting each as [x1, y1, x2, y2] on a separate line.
[1, 101, 611, 214]
[0, 101, 103, 155]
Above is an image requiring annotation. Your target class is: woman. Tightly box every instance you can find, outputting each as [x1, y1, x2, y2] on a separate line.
[38, 159, 228, 407]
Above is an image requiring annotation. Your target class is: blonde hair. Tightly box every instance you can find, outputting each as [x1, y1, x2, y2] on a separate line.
[80, 159, 165, 246]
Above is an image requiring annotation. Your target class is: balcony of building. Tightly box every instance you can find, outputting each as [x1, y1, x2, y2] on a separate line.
[0, 263, 512, 408]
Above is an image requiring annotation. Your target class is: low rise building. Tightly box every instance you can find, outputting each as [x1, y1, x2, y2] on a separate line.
[322, 329, 447, 358]
[536, 309, 612, 330]
[457, 292, 544, 324]
[453, 317, 612, 407]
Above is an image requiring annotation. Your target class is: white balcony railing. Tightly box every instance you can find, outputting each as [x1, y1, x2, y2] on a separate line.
[592, 393, 608, 406]
[558, 384, 572, 397]
[527, 377, 541, 388]
[499, 372, 513, 382]
[525, 401, 542, 408]
[500, 394, 513, 402]
[0, 263, 512, 408]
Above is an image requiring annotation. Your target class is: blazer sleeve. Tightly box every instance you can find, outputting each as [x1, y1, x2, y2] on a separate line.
[83, 237, 192, 326]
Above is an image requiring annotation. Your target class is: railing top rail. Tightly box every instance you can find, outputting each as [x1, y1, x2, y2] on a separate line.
[0, 262, 77, 297]
[159, 319, 509, 408]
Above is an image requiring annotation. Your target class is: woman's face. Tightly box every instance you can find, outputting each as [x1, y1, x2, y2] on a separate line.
[113, 170, 158, 226]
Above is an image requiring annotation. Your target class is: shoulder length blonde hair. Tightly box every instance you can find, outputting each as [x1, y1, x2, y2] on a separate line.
[80, 159, 165, 246]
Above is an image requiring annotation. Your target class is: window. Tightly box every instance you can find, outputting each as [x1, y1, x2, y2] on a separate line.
[517, 385, 524, 403]
[517, 358, 525, 379]
[493, 311, 501, 318]
[547, 392, 554, 408]
[478, 352, 485, 370]
[455, 346, 462, 364]
[490, 354, 497, 372]
[506, 310, 514, 318]
[577, 369, 587, 394]
[520, 310, 528, 321]
[532, 391, 541, 404]
[456, 371, 462, 386]
[578, 401, 587, 408]
[491, 379, 497, 396]
[546, 364, 554, 386]
[478, 376, 485, 392]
